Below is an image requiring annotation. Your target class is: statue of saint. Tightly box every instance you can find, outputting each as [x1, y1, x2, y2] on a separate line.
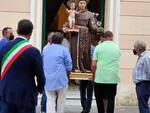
[63, 0, 102, 72]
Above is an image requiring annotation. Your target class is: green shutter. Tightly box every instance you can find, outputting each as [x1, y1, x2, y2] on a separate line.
[99, 0, 105, 27]
[42, 0, 47, 48]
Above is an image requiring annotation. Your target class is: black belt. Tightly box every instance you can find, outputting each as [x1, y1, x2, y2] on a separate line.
[136, 81, 150, 85]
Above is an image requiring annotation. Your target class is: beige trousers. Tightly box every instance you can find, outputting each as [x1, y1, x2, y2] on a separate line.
[45, 85, 68, 113]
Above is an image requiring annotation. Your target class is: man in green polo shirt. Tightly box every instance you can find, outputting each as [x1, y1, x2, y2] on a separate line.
[92, 31, 120, 113]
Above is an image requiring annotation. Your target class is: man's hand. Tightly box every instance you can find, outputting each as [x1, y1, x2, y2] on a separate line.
[88, 75, 94, 81]
[92, 60, 97, 73]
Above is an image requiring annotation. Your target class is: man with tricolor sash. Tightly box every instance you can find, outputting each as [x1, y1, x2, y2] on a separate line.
[0, 19, 45, 113]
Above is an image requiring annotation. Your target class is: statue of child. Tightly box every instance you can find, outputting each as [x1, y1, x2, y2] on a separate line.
[66, 0, 80, 29]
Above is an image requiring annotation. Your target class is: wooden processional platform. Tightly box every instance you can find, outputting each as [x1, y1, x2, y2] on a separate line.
[69, 72, 93, 80]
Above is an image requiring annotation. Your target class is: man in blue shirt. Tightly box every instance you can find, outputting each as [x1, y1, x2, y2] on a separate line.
[0, 27, 14, 51]
[43, 32, 72, 113]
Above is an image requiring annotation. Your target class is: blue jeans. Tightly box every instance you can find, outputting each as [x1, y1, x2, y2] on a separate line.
[41, 91, 47, 112]
[136, 81, 150, 113]
[79, 80, 93, 112]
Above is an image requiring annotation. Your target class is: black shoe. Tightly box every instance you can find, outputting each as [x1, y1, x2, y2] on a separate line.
[81, 111, 89, 113]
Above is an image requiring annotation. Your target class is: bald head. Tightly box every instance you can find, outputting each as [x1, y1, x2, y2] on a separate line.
[102, 31, 113, 41]
[134, 40, 146, 50]
[133, 40, 146, 56]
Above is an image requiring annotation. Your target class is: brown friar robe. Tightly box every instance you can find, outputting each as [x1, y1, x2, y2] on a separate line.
[64, 9, 98, 72]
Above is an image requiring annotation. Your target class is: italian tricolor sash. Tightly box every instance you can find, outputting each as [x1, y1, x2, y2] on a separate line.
[1, 40, 32, 80]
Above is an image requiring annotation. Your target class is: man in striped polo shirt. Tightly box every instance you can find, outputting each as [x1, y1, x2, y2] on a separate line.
[133, 40, 150, 113]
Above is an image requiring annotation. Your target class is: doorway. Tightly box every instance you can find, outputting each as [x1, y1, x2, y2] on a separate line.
[42, 0, 105, 47]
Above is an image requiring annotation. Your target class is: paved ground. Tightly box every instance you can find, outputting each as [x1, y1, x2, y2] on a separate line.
[64, 106, 139, 113]
[37, 86, 140, 113]
[37, 105, 139, 113]
[37, 99, 139, 113]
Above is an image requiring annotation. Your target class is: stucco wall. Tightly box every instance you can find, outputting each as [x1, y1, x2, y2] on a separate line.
[0, 0, 30, 37]
[117, 0, 150, 105]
